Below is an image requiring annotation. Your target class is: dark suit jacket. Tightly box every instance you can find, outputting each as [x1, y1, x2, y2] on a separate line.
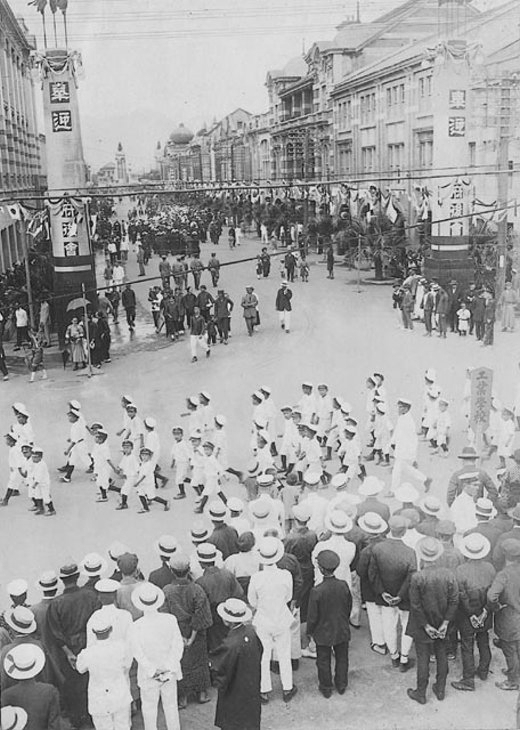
[368, 537, 416, 609]
[307, 576, 352, 646]
[148, 562, 174, 589]
[2, 681, 61, 730]
[406, 566, 459, 642]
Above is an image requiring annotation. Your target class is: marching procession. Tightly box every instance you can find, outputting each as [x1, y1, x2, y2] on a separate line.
[2, 355, 520, 730]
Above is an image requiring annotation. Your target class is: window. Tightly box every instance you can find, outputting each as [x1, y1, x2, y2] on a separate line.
[417, 132, 433, 168]
[338, 143, 352, 174]
[388, 143, 405, 169]
[361, 146, 376, 172]
[360, 93, 376, 124]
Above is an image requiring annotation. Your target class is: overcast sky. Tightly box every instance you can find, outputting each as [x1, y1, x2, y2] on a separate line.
[9, 0, 500, 171]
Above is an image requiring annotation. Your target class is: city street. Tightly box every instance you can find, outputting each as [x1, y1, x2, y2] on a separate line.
[0, 233, 517, 730]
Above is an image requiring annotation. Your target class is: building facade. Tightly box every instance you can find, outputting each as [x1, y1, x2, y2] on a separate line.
[0, 1, 45, 272]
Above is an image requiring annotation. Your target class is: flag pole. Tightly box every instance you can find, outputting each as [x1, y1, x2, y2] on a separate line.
[81, 282, 93, 378]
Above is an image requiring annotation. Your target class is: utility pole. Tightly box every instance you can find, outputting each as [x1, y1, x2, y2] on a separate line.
[19, 220, 35, 330]
[495, 77, 513, 300]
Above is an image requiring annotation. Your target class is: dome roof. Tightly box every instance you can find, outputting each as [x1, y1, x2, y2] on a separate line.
[169, 123, 194, 145]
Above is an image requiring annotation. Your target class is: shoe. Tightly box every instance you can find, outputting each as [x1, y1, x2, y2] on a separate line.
[432, 683, 445, 701]
[2, 376, 8, 381]
[86, 465, 94, 474]
[391, 657, 401, 668]
[399, 659, 415, 673]
[28, 506, 38, 512]
[283, 686, 298, 703]
[60, 476, 71, 483]
[45, 510, 56, 517]
[197, 690, 210, 704]
[173, 493, 186, 500]
[335, 685, 347, 695]
[260, 692, 270, 704]
[96, 497, 108, 503]
[301, 648, 317, 659]
[206, 349, 211, 358]
[177, 695, 187, 710]
[34, 509, 44, 515]
[164, 502, 170, 511]
[286, 329, 290, 333]
[137, 508, 150, 514]
[191, 357, 198, 363]
[11, 490, 19, 496]
[496, 680, 519, 690]
[57, 466, 68, 473]
[370, 643, 387, 656]
[451, 680, 475, 691]
[476, 669, 488, 681]
[115, 504, 128, 510]
[407, 688, 426, 705]
[319, 688, 332, 699]
[194, 505, 204, 514]
[0, 500, 8, 507]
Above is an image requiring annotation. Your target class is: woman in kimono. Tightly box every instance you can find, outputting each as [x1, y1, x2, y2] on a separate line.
[65, 317, 87, 370]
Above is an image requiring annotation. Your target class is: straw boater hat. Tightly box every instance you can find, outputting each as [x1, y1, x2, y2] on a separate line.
[59, 563, 80, 581]
[460, 533, 491, 560]
[257, 536, 285, 565]
[257, 474, 275, 489]
[3, 643, 45, 681]
[324, 510, 353, 534]
[458, 446, 479, 460]
[358, 511, 388, 534]
[95, 578, 119, 594]
[331, 473, 348, 491]
[89, 611, 113, 637]
[217, 598, 252, 624]
[303, 470, 321, 486]
[108, 542, 131, 561]
[131, 582, 165, 612]
[250, 498, 273, 521]
[155, 535, 178, 559]
[80, 553, 108, 578]
[35, 571, 58, 592]
[475, 498, 497, 519]
[208, 501, 227, 522]
[227, 497, 244, 513]
[1, 706, 28, 730]
[5, 607, 37, 636]
[292, 503, 312, 523]
[190, 522, 211, 544]
[196, 543, 218, 564]
[6, 580, 28, 598]
[358, 476, 384, 497]
[416, 536, 444, 562]
[419, 495, 442, 517]
[394, 483, 419, 504]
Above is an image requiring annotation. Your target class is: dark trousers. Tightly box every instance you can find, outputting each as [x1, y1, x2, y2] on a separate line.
[125, 306, 136, 328]
[483, 321, 494, 346]
[210, 271, 219, 287]
[415, 639, 448, 697]
[245, 316, 255, 336]
[460, 629, 491, 680]
[401, 309, 413, 329]
[424, 310, 433, 333]
[474, 320, 484, 340]
[217, 317, 229, 341]
[0, 353, 7, 376]
[286, 266, 295, 282]
[316, 642, 349, 692]
[437, 313, 447, 336]
[193, 272, 201, 289]
[16, 326, 28, 346]
[502, 639, 520, 683]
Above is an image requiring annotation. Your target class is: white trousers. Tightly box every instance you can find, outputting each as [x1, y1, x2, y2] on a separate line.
[350, 571, 362, 625]
[91, 707, 131, 730]
[278, 311, 291, 330]
[365, 602, 385, 646]
[256, 625, 292, 692]
[381, 606, 413, 659]
[140, 677, 180, 730]
[391, 458, 426, 491]
[190, 334, 208, 358]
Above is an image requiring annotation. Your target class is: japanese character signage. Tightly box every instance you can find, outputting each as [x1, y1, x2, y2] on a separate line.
[449, 90, 466, 110]
[51, 110, 72, 133]
[470, 367, 493, 432]
[448, 116, 466, 137]
[49, 81, 70, 104]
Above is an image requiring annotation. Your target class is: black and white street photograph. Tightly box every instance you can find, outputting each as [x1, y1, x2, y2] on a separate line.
[0, 0, 519, 728]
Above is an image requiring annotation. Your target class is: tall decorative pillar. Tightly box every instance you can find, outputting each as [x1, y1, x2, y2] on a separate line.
[425, 40, 472, 284]
[35, 48, 95, 339]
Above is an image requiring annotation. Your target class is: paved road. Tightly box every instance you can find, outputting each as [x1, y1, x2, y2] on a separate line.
[0, 230, 517, 729]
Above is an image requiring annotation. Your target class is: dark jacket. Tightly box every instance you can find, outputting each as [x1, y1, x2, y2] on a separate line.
[493, 527, 520, 570]
[356, 497, 390, 524]
[447, 467, 497, 507]
[211, 623, 262, 730]
[488, 562, 520, 641]
[2, 681, 61, 730]
[275, 288, 292, 312]
[148, 562, 174, 589]
[121, 288, 136, 309]
[307, 576, 352, 646]
[406, 565, 459, 642]
[455, 559, 496, 633]
[465, 521, 503, 552]
[416, 516, 440, 537]
[356, 535, 386, 602]
[46, 585, 99, 654]
[368, 537, 417, 609]
[208, 524, 240, 561]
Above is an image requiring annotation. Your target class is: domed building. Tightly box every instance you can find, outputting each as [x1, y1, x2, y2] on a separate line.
[168, 123, 194, 146]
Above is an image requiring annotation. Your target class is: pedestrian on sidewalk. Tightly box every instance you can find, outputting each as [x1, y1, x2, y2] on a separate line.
[121, 284, 136, 331]
[106, 288, 120, 324]
[39, 299, 51, 347]
[159, 256, 171, 289]
[190, 307, 210, 363]
[13, 304, 29, 351]
[208, 253, 221, 287]
[241, 286, 260, 337]
[136, 245, 146, 277]
[326, 245, 335, 279]
[0, 341, 8, 381]
[276, 281, 292, 334]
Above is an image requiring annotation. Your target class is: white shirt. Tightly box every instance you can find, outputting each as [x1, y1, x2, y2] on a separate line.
[392, 411, 418, 461]
[248, 566, 293, 632]
[131, 611, 184, 683]
[15, 308, 28, 327]
[228, 515, 251, 536]
[77, 639, 132, 715]
[300, 493, 329, 534]
[31, 460, 50, 488]
[170, 439, 191, 465]
[144, 430, 161, 461]
[312, 535, 356, 587]
[119, 453, 140, 480]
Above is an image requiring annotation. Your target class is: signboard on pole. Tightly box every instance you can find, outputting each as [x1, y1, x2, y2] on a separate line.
[469, 367, 493, 433]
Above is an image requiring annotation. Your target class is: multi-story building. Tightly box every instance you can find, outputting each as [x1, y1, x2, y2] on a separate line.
[0, 1, 45, 271]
